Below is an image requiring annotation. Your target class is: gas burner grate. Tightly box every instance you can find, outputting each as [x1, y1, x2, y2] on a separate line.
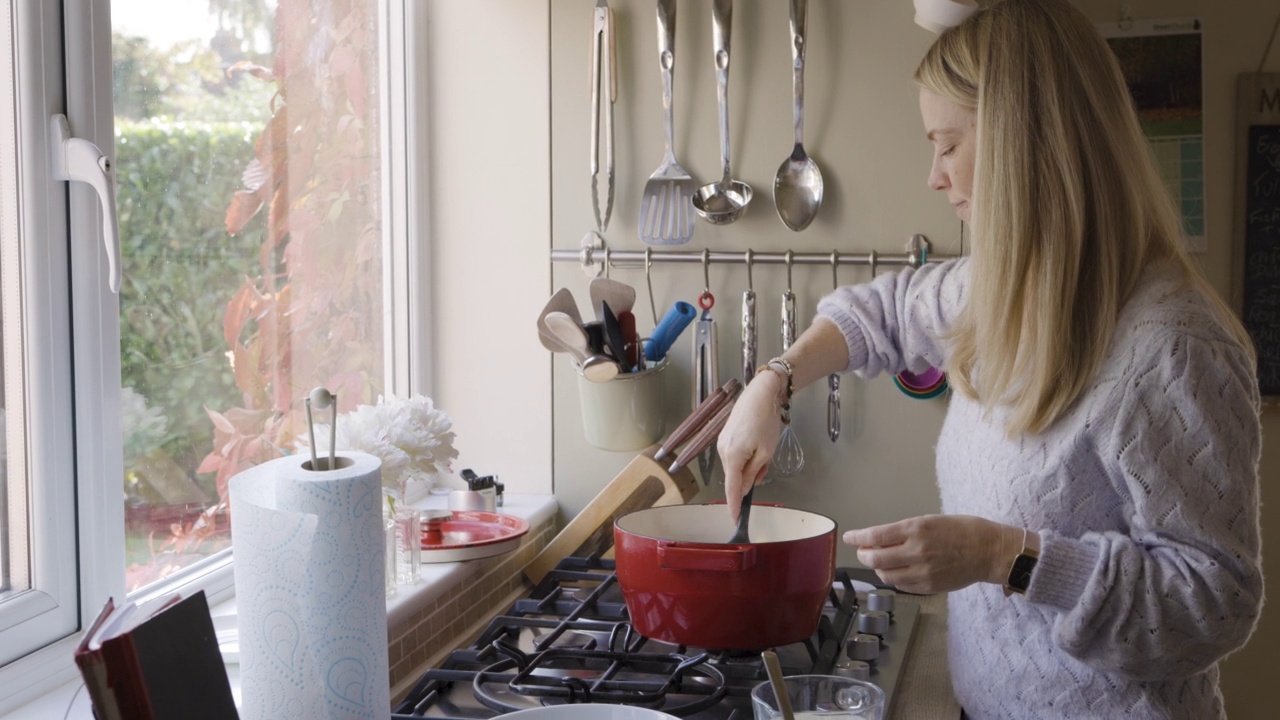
[467, 638, 728, 716]
[392, 556, 917, 719]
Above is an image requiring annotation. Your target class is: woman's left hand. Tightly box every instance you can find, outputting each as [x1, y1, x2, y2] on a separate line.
[843, 515, 1023, 594]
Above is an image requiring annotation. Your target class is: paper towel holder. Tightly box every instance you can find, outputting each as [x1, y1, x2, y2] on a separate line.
[305, 386, 339, 471]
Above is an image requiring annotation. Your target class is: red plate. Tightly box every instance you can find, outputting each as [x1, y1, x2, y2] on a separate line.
[420, 510, 530, 563]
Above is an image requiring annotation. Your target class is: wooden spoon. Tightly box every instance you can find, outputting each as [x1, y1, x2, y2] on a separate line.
[537, 288, 585, 352]
[545, 311, 618, 382]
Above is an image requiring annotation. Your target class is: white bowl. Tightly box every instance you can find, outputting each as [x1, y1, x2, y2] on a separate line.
[913, 0, 978, 33]
[499, 705, 680, 720]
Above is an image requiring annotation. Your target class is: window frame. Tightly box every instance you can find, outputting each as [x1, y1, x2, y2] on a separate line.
[0, 0, 428, 710]
[0, 0, 83, 670]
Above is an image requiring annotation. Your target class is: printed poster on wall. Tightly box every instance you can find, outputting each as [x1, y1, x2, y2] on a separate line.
[1100, 17, 1206, 253]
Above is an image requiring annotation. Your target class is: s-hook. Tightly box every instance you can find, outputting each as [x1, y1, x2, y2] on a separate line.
[698, 248, 716, 313]
[645, 247, 658, 326]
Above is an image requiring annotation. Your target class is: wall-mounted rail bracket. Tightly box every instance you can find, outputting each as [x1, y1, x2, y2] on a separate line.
[906, 234, 931, 268]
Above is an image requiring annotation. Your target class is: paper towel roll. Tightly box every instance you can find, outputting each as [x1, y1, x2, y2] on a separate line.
[230, 451, 389, 720]
[913, 0, 979, 34]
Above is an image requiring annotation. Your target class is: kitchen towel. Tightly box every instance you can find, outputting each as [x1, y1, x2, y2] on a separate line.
[230, 451, 389, 720]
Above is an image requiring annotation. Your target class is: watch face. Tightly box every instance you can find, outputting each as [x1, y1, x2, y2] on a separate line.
[1008, 554, 1037, 592]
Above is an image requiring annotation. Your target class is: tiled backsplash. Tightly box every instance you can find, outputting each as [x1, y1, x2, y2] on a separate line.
[386, 515, 557, 689]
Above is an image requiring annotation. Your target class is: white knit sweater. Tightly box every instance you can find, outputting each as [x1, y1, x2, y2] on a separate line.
[816, 258, 1263, 719]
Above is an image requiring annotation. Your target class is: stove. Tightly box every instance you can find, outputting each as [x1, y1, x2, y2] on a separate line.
[392, 556, 919, 719]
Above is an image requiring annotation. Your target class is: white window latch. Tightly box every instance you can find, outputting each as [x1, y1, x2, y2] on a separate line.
[50, 113, 121, 293]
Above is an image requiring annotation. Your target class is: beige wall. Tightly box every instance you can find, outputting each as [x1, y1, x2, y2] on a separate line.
[424, 1, 552, 493]
[428, 0, 1278, 715]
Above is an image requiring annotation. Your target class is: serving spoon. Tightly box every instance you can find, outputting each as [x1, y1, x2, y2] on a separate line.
[773, 0, 824, 231]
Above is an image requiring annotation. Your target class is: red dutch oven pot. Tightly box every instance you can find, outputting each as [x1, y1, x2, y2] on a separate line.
[613, 503, 836, 650]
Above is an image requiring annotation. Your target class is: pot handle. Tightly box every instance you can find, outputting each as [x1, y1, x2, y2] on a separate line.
[659, 543, 757, 572]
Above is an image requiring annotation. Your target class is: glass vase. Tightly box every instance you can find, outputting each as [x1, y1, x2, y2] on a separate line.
[393, 507, 422, 586]
[384, 514, 398, 597]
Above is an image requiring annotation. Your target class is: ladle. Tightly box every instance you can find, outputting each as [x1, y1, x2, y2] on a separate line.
[773, 0, 824, 232]
[727, 486, 754, 544]
[762, 650, 797, 720]
[692, 0, 752, 225]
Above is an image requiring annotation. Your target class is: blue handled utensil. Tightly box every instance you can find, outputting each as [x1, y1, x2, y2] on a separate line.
[644, 300, 698, 361]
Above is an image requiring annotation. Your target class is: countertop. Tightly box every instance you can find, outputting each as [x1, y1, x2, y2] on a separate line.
[891, 592, 961, 720]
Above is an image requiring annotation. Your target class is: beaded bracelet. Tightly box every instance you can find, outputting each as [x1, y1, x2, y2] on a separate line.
[755, 358, 795, 425]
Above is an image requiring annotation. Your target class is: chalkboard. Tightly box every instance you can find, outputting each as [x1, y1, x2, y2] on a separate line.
[1234, 73, 1280, 398]
[1241, 124, 1280, 396]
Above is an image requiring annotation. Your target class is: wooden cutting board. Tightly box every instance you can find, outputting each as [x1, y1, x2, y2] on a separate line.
[523, 445, 700, 585]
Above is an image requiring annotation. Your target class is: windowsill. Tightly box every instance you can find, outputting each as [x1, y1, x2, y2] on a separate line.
[1, 493, 558, 720]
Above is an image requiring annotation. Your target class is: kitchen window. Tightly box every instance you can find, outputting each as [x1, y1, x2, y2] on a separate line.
[0, 0, 427, 710]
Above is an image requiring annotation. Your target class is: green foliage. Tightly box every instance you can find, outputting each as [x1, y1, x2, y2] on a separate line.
[112, 30, 273, 124]
[116, 120, 266, 477]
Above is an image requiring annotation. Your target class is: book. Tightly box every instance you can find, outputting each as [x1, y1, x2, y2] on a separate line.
[74, 590, 239, 720]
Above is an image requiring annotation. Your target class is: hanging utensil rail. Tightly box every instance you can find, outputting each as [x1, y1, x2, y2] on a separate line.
[552, 234, 959, 275]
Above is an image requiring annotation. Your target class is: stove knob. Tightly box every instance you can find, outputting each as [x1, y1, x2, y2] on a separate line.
[844, 660, 872, 681]
[847, 633, 880, 662]
[867, 589, 896, 614]
[857, 610, 890, 637]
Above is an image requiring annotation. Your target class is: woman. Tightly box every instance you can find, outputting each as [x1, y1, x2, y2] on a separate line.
[716, 1, 1263, 717]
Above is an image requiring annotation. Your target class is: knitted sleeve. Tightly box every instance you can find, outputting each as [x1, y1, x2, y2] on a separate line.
[1025, 330, 1264, 681]
[814, 258, 967, 377]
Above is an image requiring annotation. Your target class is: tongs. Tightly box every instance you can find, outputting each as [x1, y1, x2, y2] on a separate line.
[590, 0, 617, 234]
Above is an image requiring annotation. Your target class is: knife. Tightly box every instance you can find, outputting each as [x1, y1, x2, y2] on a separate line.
[617, 310, 639, 370]
[653, 378, 741, 462]
[668, 396, 738, 474]
[599, 300, 628, 367]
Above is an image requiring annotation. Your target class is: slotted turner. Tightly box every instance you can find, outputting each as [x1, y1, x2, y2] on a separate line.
[639, 0, 697, 246]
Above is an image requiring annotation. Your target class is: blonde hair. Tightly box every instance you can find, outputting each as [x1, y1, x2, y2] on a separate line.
[914, 0, 1253, 436]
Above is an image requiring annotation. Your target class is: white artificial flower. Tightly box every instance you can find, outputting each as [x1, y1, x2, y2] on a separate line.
[298, 393, 458, 500]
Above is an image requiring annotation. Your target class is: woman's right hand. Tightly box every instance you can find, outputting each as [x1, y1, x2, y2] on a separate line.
[717, 369, 786, 522]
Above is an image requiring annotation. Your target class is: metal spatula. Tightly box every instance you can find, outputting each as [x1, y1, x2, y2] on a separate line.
[639, 0, 697, 246]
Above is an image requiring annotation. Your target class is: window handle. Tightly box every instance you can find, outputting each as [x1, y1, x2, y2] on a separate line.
[50, 113, 120, 293]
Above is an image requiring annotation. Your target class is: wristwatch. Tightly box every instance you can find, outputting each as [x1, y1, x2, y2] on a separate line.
[1003, 528, 1039, 597]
